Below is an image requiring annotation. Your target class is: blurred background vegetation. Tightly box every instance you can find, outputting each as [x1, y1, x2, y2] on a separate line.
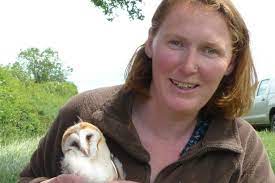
[0, 47, 78, 144]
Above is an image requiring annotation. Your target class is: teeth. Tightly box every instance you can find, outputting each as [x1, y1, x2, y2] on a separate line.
[171, 79, 197, 89]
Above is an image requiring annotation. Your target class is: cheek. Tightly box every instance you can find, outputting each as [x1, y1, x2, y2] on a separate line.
[152, 49, 180, 74]
[200, 61, 229, 84]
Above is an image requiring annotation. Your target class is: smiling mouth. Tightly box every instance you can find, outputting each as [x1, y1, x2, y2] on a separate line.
[169, 79, 199, 89]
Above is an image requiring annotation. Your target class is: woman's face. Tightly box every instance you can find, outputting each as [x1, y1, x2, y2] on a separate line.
[145, 2, 234, 115]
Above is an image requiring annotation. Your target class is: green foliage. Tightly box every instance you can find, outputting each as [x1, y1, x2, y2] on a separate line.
[8, 62, 31, 83]
[90, 0, 144, 21]
[0, 66, 77, 144]
[258, 131, 275, 170]
[14, 48, 73, 83]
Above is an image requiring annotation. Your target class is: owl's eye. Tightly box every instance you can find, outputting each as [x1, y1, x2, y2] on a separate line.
[70, 141, 79, 149]
[86, 134, 93, 141]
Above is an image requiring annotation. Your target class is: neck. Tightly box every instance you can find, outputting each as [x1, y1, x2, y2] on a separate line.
[132, 95, 198, 141]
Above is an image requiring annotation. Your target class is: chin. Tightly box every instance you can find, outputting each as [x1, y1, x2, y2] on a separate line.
[165, 98, 200, 114]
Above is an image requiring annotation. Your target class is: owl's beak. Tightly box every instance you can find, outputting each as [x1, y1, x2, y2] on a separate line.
[80, 147, 89, 156]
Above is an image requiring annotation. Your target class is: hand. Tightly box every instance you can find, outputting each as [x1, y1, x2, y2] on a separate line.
[41, 174, 87, 183]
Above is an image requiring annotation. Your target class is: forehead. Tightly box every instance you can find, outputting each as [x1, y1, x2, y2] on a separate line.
[159, 1, 231, 45]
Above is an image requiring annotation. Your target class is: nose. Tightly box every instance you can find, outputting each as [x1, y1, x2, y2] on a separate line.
[178, 48, 199, 74]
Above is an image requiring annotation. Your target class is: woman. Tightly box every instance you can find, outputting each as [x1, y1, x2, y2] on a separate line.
[19, 0, 275, 182]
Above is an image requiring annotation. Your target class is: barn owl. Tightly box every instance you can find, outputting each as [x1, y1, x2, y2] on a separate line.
[61, 121, 125, 182]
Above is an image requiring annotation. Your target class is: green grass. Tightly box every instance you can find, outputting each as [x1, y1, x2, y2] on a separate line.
[258, 130, 275, 171]
[0, 132, 274, 182]
[0, 136, 41, 182]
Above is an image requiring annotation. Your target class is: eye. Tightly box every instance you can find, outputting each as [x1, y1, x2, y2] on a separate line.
[168, 40, 185, 49]
[86, 134, 93, 141]
[203, 47, 220, 57]
[70, 141, 79, 149]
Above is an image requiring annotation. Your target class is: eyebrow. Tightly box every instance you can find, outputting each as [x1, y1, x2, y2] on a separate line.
[202, 41, 225, 50]
[165, 33, 226, 48]
[164, 33, 189, 43]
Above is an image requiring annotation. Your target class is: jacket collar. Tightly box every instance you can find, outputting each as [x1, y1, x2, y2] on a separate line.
[202, 118, 243, 153]
[90, 89, 243, 163]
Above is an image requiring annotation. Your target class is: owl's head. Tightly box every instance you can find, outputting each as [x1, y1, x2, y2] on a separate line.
[61, 122, 104, 158]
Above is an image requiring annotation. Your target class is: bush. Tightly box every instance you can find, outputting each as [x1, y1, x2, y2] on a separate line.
[0, 66, 77, 144]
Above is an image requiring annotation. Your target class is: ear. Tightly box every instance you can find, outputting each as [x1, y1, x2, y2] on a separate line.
[225, 56, 236, 76]
[145, 28, 154, 59]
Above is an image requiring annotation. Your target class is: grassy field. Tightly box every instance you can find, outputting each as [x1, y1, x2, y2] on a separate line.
[0, 131, 274, 182]
[258, 130, 275, 170]
[0, 137, 41, 182]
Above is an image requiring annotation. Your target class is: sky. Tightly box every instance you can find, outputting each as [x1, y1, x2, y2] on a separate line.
[0, 0, 274, 92]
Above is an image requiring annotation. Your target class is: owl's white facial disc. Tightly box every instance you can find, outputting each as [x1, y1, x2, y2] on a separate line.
[62, 122, 103, 158]
[80, 129, 101, 158]
[62, 133, 80, 154]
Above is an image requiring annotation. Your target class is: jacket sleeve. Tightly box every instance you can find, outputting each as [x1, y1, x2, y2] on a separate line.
[239, 122, 275, 183]
[18, 104, 80, 183]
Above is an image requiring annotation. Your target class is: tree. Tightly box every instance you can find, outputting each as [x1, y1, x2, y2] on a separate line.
[90, 0, 144, 21]
[14, 48, 73, 83]
[8, 61, 31, 82]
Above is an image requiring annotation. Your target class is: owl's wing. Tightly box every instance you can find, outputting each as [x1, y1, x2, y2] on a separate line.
[110, 153, 126, 180]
